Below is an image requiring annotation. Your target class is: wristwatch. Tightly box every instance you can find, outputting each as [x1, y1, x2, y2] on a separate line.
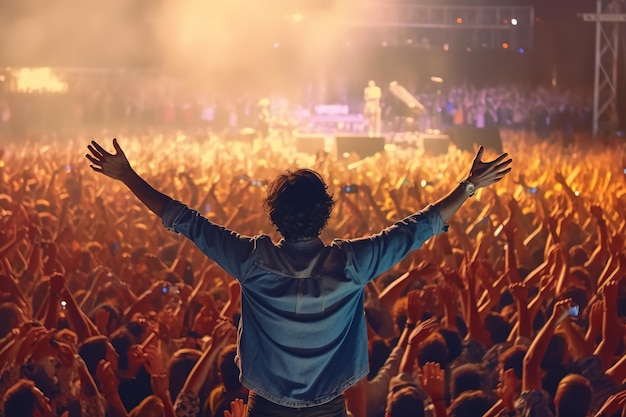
[460, 180, 476, 197]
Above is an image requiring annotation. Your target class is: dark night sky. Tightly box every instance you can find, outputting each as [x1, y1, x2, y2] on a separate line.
[431, 0, 603, 87]
[531, 0, 600, 88]
[531, 0, 595, 18]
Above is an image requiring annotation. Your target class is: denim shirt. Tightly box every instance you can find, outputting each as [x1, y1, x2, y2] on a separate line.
[162, 200, 447, 408]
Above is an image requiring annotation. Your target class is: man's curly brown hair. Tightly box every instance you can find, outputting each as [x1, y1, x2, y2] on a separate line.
[263, 169, 335, 240]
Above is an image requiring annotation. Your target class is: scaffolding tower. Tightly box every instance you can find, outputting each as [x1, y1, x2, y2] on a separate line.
[580, 0, 626, 136]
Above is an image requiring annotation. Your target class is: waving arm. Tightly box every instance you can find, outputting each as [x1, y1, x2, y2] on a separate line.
[86, 139, 172, 218]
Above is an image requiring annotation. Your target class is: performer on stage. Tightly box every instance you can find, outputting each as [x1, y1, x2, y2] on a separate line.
[363, 80, 382, 137]
[256, 98, 271, 139]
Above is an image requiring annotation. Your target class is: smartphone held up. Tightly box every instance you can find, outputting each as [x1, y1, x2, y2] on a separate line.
[567, 305, 579, 317]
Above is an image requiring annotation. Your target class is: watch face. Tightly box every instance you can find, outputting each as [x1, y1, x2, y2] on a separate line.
[465, 182, 476, 195]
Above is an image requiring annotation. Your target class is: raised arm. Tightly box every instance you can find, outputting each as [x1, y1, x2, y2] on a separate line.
[398, 318, 439, 375]
[594, 280, 621, 370]
[433, 146, 512, 222]
[177, 320, 235, 397]
[86, 139, 172, 218]
[523, 298, 571, 392]
[60, 278, 99, 342]
[585, 204, 610, 273]
[378, 262, 438, 310]
[509, 282, 531, 340]
[220, 280, 241, 321]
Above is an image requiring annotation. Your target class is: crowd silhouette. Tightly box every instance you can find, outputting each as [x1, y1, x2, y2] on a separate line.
[0, 127, 625, 417]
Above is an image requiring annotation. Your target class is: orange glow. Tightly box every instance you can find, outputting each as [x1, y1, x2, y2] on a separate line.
[502, 43, 509, 49]
[456, 17, 463, 24]
[13, 68, 67, 93]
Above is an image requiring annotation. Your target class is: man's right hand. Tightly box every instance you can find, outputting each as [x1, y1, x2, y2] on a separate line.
[86, 138, 133, 181]
[466, 146, 512, 190]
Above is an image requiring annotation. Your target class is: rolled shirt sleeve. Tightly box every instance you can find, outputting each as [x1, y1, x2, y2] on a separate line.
[342, 205, 449, 284]
[161, 199, 256, 280]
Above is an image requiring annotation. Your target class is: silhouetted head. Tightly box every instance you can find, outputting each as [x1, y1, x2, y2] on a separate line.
[417, 333, 449, 369]
[3, 379, 55, 417]
[128, 395, 164, 417]
[78, 335, 119, 381]
[450, 364, 483, 399]
[484, 312, 512, 346]
[168, 349, 202, 400]
[0, 302, 26, 339]
[554, 374, 592, 417]
[448, 390, 491, 417]
[386, 379, 425, 417]
[496, 345, 527, 404]
[219, 344, 242, 392]
[264, 169, 334, 240]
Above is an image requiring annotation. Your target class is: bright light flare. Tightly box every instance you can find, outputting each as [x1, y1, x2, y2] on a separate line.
[13, 68, 67, 93]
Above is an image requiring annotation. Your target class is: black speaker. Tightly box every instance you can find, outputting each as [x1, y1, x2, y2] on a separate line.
[335, 136, 385, 159]
[446, 126, 503, 154]
[421, 134, 451, 156]
[296, 134, 326, 155]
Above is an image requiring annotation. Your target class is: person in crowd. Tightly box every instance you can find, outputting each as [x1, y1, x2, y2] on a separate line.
[84, 137, 511, 416]
[518, 298, 593, 417]
[3, 379, 56, 417]
[205, 344, 249, 417]
[364, 80, 383, 137]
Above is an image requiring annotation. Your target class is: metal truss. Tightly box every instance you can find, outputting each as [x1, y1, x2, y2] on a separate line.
[581, 0, 626, 136]
[343, 4, 534, 50]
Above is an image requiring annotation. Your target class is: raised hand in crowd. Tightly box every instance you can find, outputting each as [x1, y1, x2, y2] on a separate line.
[96, 359, 128, 417]
[419, 362, 446, 417]
[150, 372, 176, 417]
[224, 398, 246, 417]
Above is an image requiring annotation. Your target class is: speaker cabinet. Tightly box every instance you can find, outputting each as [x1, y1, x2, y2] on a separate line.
[296, 135, 326, 155]
[421, 134, 451, 156]
[335, 136, 385, 159]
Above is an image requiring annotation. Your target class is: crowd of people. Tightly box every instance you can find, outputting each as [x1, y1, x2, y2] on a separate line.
[0, 70, 595, 138]
[385, 84, 593, 134]
[0, 127, 625, 417]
